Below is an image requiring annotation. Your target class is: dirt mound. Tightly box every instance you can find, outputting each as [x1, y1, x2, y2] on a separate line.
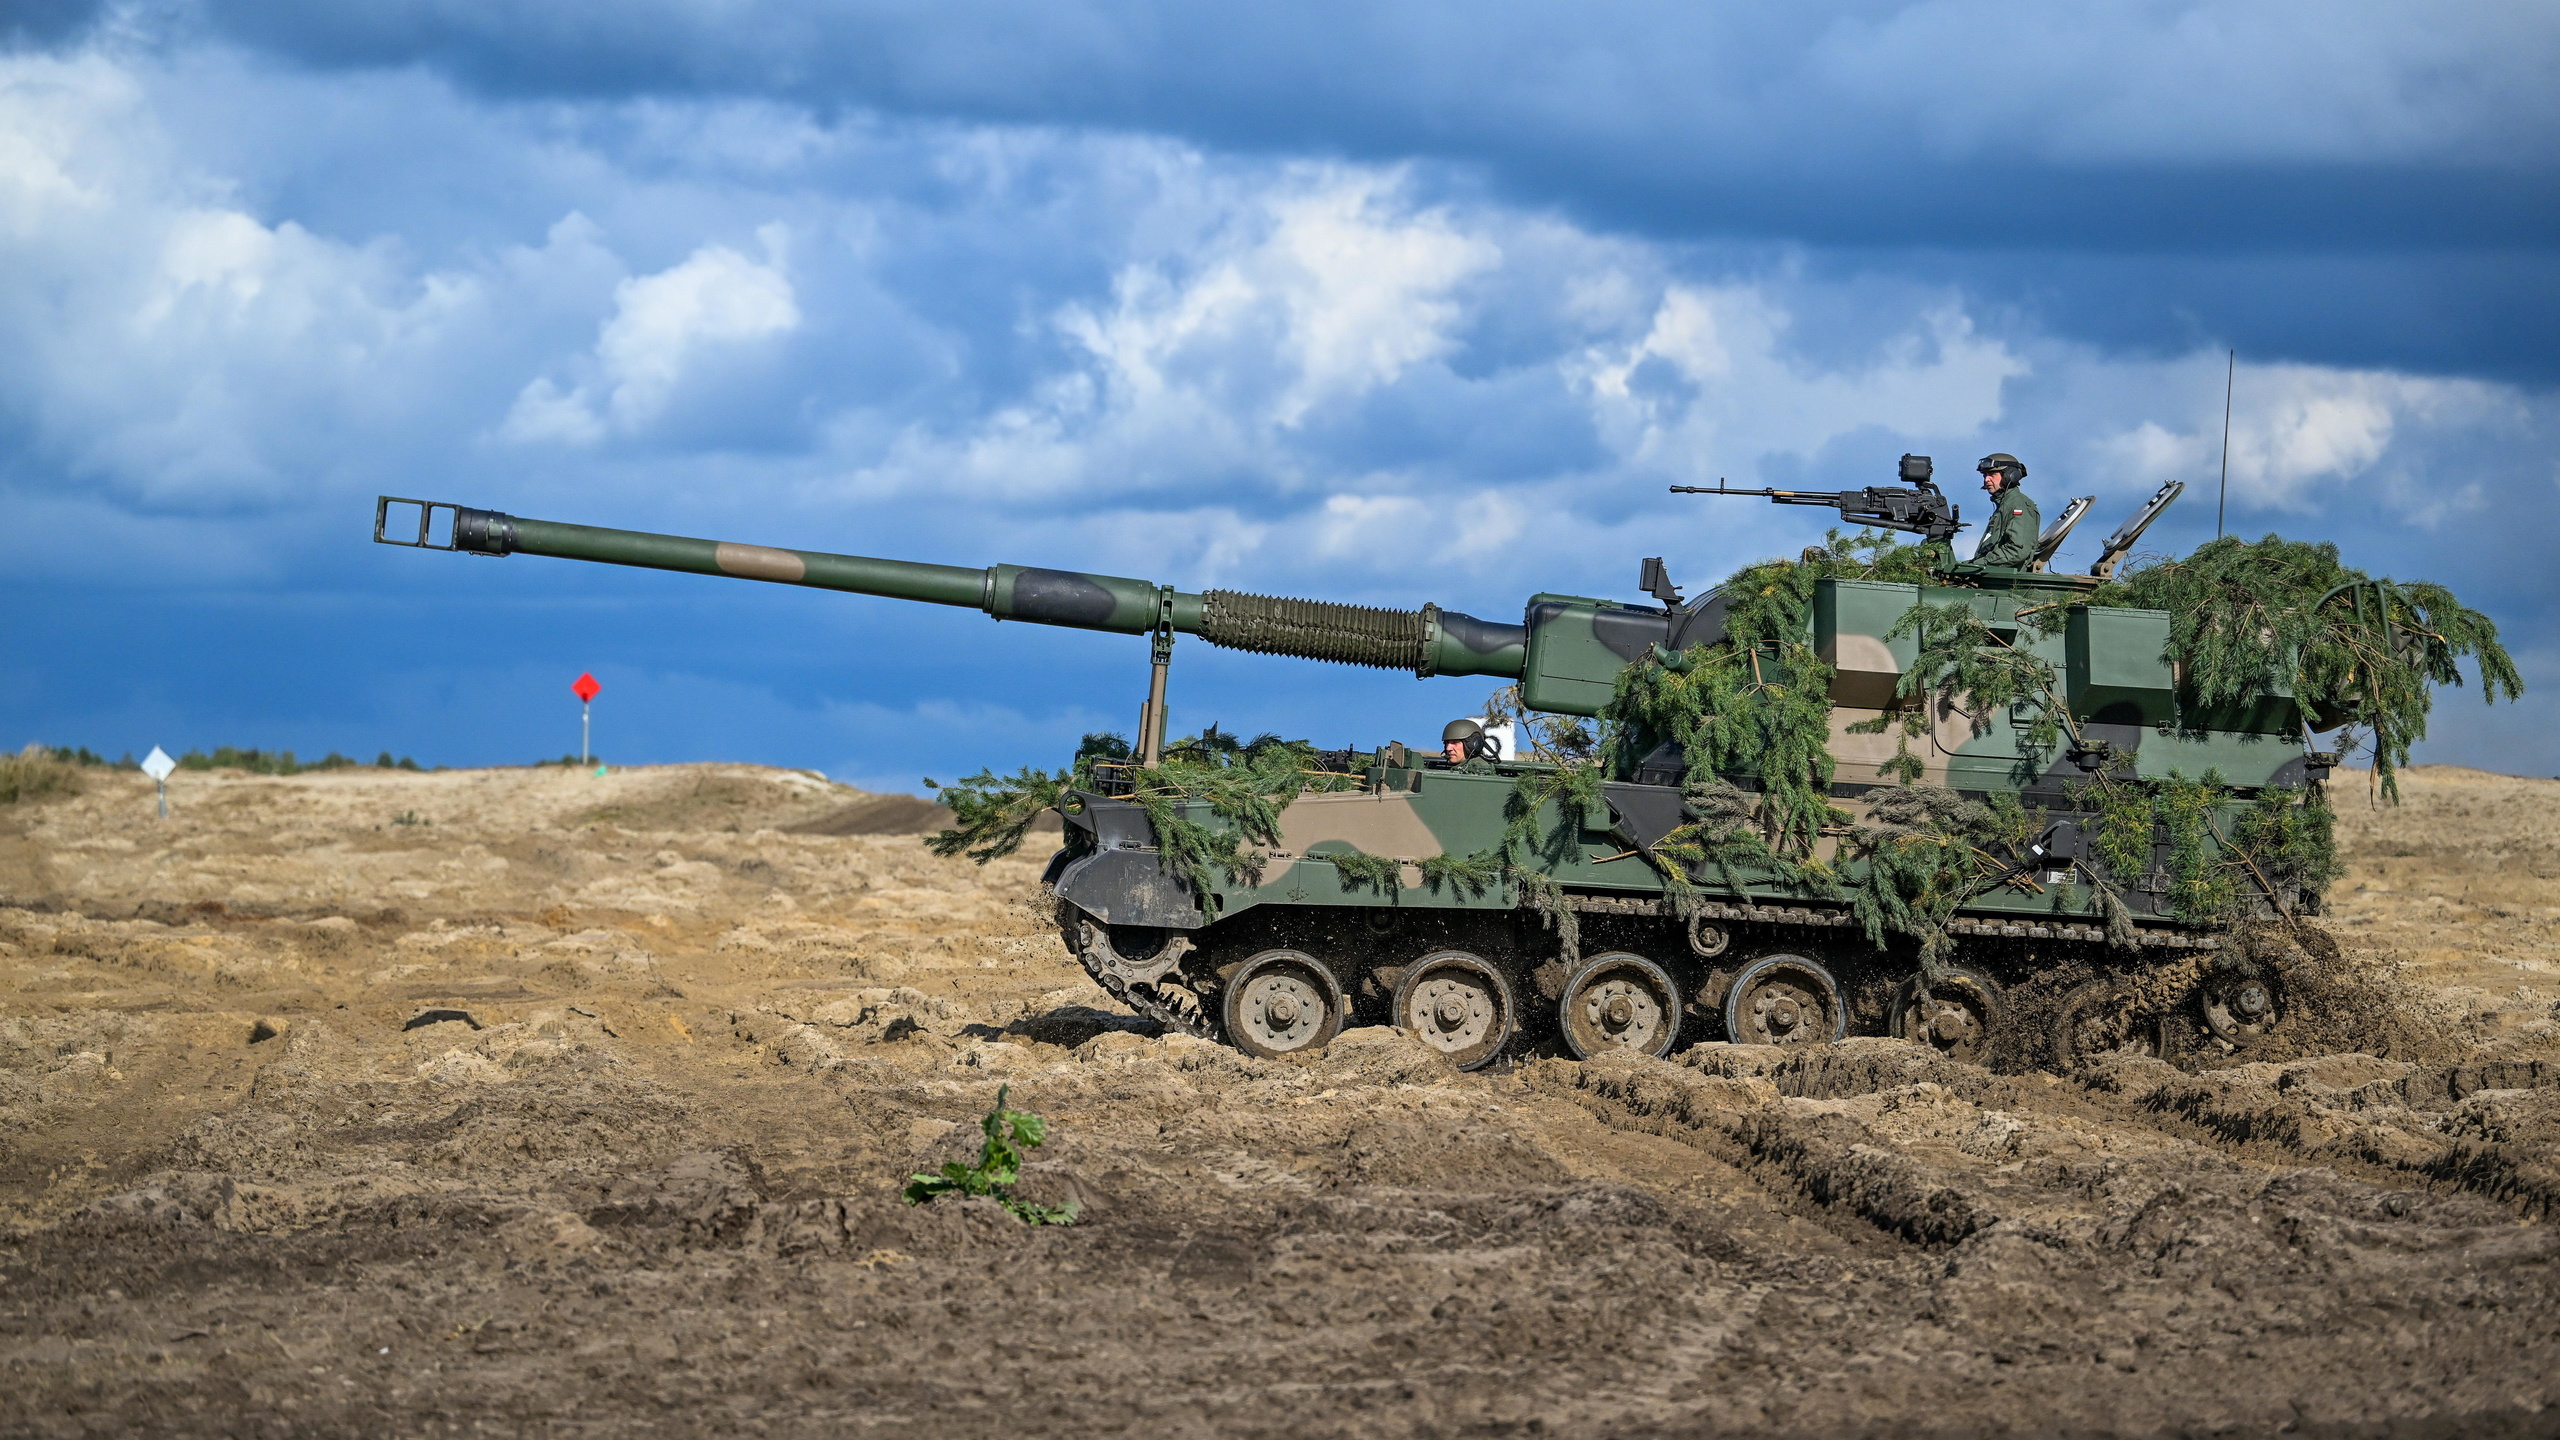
[787, 791, 962, 835]
[570, 765, 865, 832]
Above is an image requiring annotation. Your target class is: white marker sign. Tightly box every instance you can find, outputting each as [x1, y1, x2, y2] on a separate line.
[142, 745, 175, 818]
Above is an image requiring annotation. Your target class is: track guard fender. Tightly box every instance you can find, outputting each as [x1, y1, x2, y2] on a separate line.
[1053, 849, 1208, 930]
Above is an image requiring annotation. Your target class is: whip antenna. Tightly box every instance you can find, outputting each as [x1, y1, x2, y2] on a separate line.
[2216, 349, 2234, 539]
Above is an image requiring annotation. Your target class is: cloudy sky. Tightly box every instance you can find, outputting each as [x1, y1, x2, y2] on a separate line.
[3, 1, 2555, 792]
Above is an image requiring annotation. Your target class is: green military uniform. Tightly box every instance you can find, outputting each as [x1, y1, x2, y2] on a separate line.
[1973, 486, 2040, 566]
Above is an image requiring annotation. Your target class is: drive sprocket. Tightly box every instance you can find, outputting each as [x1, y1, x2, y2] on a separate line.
[1064, 909, 1216, 1040]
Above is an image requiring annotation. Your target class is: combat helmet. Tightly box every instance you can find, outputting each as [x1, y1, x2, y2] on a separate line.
[1442, 717, 1490, 760]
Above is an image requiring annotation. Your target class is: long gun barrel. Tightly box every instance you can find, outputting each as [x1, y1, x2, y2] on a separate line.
[374, 497, 1528, 680]
[1671, 454, 1964, 544]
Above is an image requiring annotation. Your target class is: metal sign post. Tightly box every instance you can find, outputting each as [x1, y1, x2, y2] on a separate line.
[141, 746, 176, 818]
[572, 672, 601, 764]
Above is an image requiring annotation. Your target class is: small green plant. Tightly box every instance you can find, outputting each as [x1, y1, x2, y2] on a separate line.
[902, 1086, 1079, 1226]
[390, 810, 428, 827]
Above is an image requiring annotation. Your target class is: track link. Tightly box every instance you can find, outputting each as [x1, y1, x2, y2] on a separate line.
[1065, 910, 1218, 1040]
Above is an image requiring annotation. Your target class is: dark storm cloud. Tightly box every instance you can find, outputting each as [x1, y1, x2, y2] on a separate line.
[1821, 246, 2560, 386]
[1, 0, 106, 46]
[151, 0, 2560, 384]
[180, 2, 2560, 219]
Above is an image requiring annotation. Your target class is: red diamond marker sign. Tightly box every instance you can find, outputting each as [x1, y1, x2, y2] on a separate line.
[572, 672, 601, 703]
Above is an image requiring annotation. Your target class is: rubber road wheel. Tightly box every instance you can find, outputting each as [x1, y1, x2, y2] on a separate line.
[2200, 969, 2285, 1046]
[1888, 967, 2003, 1063]
[1222, 950, 1346, 1060]
[1560, 952, 1683, 1060]
[1723, 953, 1847, 1047]
[2051, 980, 2163, 1069]
[1391, 951, 1516, 1071]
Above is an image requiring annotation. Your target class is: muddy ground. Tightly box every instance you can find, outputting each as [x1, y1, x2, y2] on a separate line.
[1, 761, 2556, 1438]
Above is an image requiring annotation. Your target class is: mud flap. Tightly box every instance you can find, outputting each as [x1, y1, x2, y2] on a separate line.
[1038, 846, 1079, 888]
[1053, 849, 1206, 930]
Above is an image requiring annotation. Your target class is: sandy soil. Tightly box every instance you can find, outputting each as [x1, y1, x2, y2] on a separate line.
[1, 761, 2555, 1438]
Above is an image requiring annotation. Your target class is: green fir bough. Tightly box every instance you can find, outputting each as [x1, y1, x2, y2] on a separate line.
[2095, 535, 2519, 800]
[926, 726, 1362, 909]
[903, 1085, 1079, 1226]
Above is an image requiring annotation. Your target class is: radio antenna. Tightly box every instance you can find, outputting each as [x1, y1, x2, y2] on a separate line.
[2216, 349, 2234, 539]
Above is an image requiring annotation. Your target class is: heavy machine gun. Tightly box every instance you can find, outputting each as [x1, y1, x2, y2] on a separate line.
[1671, 453, 1964, 544]
[1676, 457, 2188, 582]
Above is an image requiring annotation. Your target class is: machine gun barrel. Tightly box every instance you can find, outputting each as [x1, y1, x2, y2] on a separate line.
[1669, 474, 1964, 544]
[373, 497, 1527, 680]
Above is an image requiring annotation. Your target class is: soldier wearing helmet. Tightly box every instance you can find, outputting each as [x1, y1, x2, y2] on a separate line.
[1970, 453, 2041, 568]
[1440, 718, 1500, 772]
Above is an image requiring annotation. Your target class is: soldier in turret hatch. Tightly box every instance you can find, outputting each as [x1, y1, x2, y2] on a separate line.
[1970, 453, 2041, 568]
[1440, 719, 1499, 773]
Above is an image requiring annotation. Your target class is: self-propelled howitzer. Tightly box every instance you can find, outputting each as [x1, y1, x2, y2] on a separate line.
[376, 478, 2331, 1076]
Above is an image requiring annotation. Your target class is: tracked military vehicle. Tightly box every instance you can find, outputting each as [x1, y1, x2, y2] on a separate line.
[376, 461, 2352, 1071]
